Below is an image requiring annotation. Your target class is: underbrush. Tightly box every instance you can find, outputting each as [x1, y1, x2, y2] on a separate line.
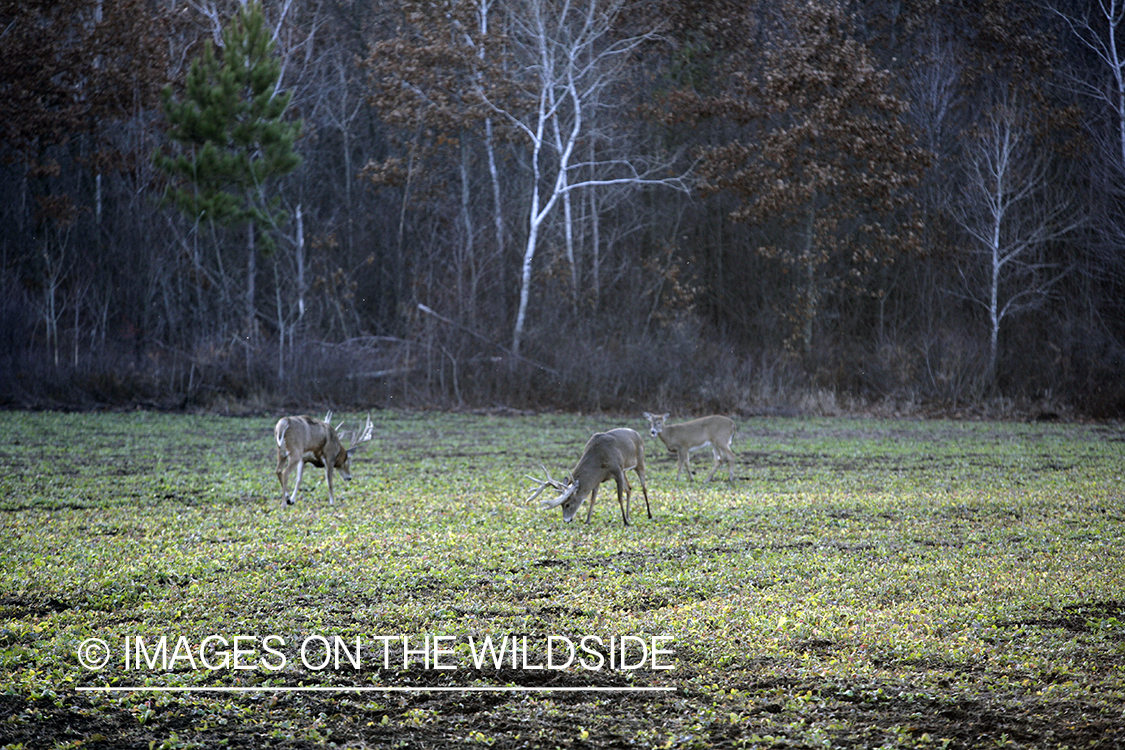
[3, 326, 1119, 419]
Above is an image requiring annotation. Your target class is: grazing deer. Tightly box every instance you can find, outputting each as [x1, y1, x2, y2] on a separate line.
[527, 428, 652, 526]
[643, 412, 737, 482]
[274, 412, 374, 505]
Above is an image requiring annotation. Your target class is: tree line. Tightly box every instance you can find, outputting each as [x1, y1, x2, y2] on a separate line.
[1, 0, 1122, 417]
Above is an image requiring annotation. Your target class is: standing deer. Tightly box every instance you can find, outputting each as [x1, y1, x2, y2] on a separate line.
[643, 412, 737, 482]
[527, 428, 652, 526]
[274, 412, 374, 505]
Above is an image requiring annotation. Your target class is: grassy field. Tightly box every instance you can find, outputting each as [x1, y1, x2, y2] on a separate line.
[0, 410, 1123, 749]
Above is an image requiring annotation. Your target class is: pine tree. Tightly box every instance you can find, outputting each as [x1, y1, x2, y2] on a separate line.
[154, 1, 301, 339]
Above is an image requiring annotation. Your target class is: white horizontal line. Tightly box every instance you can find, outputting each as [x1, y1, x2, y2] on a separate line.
[76, 685, 674, 693]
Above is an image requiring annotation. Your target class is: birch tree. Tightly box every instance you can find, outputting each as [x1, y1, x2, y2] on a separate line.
[1051, 0, 1125, 297]
[1052, 0, 1125, 170]
[952, 98, 1081, 384]
[479, 0, 691, 356]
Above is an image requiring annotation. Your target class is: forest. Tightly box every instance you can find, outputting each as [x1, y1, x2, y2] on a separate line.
[2, 0, 1123, 417]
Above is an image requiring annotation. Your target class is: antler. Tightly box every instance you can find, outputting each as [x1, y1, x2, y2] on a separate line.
[324, 410, 349, 438]
[540, 481, 580, 509]
[349, 413, 374, 449]
[525, 465, 566, 504]
[526, 465, 580, 508]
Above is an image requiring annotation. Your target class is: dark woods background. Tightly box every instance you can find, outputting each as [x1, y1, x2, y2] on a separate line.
[2, 0, 1123, 417]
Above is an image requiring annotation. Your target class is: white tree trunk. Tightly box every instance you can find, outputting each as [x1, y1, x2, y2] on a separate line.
[494, 0, 691, 356]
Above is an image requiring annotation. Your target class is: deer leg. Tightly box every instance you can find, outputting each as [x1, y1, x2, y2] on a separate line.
[276, 450, 289, 500]
[585, 485, 599, 523]
[634, 467, 652, 519]
[286, 455, 305, 505]
[632, 455, 652, 520]
[613, 472, 630, 526]
[678, 450, 693, 482]
[623, 476, 633, 525]
[705, 447, 721, 482]
[325, 465, 335, 505]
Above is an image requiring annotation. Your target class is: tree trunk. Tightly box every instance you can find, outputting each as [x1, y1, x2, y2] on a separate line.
[513, 210, 541, 358]
[988, 214, 1001, 386]
[247, 219, 257, 341]
[802, 198, 818, 358]
[485, 116, 506, 319]
[460, 133, 477, 324]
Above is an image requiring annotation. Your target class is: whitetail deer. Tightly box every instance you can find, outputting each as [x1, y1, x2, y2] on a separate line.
[274, 412, 374, 505]
[526, 428, 652, 526]
[643, 412, 737, 482]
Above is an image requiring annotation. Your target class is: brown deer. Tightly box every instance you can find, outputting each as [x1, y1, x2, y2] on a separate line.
[274, 412, 374, 505]
[643, 412, 737, 481]
[527, 428, 652, 526]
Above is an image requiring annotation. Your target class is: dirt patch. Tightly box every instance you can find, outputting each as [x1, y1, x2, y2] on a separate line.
[1001, 600, 1125, 638]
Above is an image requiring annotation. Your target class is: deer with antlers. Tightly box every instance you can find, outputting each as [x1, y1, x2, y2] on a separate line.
[274, 412, 374, 505]
[527, 428, 652, 526]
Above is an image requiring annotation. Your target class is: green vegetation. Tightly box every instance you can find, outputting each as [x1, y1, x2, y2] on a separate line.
[1, 411, 1122, 748]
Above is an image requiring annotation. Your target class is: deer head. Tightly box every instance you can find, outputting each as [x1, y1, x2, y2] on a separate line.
[527, 428, 652, 525]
